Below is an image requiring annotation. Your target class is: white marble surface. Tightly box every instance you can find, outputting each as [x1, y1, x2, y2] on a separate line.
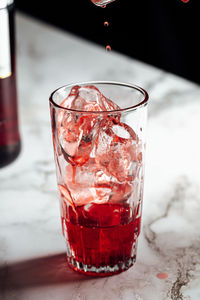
[1, 13, 200, 300]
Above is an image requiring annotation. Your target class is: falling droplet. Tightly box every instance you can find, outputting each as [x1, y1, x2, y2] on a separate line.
[181, 0, 189, 2]
[106, 45, 111, 51]
[102, 4, 106, 8]
[104, 21, 109, 27]
[157, 273, 169, 280]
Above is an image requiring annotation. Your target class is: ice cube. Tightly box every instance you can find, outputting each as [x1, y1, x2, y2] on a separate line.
[65, 184, 112, 206]
[66, 159, 118, 186]
[65, 160, 111, 206]
[109, 182, 133, 203]
[95, 119, 139, 182]
[58, 111, 99, 165]
[60, 85, 105, 111]
[58, 85, 120, 166]
[65, 159, 133, 206]
[73, 85, 120, 112]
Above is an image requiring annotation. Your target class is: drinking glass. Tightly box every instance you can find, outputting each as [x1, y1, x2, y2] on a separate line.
[49, 81, 149, 276]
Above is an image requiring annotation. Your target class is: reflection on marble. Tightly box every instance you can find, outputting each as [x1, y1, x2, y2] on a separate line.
[0, 12, 200, 300]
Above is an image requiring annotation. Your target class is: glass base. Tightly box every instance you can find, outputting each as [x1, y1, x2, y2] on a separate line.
[67, 256, 136, 277]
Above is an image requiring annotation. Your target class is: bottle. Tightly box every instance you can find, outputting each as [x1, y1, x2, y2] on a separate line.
[90, 0, 116, 7]
[0, 0, 21, 168]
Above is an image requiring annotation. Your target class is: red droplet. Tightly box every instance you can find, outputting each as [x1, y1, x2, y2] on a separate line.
[106, 45, 111, 51]
[181, 0, 189, 2]
[102, 5, 106, 8]
[104, 21, 109, 27]
[157, 273, 168, 280]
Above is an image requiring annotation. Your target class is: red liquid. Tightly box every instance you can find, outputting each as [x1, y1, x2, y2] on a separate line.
[106, 45, 111, 51]
[61, 201, 141, 275]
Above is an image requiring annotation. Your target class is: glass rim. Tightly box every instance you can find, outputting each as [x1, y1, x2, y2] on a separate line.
[49, 81, 149, 114]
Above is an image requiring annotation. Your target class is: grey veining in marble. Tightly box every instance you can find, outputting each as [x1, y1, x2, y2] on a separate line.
[0, 13, 200, 300]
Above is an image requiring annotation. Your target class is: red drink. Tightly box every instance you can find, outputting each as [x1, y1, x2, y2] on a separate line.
[49, 83, 149, 276]
[61, 201, 141, 275]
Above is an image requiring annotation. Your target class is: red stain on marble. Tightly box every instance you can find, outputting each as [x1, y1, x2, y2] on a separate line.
[156, 273, 168, 279]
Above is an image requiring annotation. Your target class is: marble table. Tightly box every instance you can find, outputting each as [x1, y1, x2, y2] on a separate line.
[1, 13, 200, 300]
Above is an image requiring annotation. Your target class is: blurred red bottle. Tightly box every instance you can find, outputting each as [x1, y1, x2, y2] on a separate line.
[0, 0, 21, 168]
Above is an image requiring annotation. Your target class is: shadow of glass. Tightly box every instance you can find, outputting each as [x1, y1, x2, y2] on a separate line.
[0, 253, 92, 291]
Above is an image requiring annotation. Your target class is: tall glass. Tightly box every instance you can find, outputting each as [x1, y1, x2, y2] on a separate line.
[49, 81, 149, 276]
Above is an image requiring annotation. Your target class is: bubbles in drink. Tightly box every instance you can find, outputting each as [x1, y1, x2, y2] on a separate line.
[104, 21, 109, 27]
[106, 45, 111, 51]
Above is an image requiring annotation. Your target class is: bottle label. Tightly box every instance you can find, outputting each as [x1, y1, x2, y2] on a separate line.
[0, 8, 11, 78]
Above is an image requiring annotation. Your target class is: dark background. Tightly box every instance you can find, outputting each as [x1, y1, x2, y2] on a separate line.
[15, 0, 199, 84]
